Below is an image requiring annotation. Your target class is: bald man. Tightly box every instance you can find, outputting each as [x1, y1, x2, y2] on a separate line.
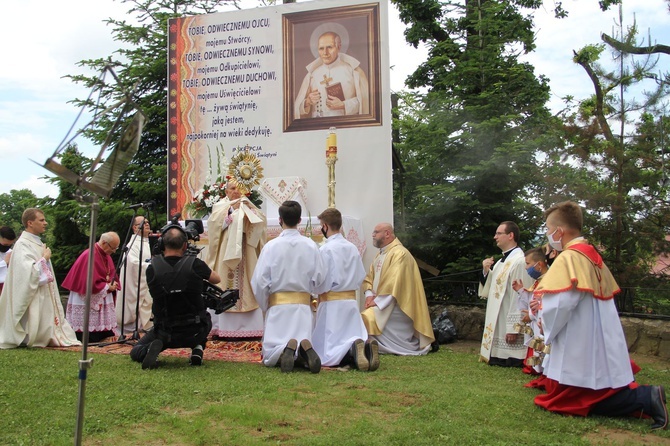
[361, 223, 435, 356]
[63, 232, 121, 342]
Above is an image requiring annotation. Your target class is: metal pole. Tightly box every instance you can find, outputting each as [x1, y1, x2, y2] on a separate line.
[74, 199, 99, 445]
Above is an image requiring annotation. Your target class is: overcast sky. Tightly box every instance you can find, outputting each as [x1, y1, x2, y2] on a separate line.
[0, 0, 667, 199]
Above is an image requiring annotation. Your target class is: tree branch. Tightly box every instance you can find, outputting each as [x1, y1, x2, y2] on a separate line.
[601, 33, 670, 56]
[573, 50, 615, 142]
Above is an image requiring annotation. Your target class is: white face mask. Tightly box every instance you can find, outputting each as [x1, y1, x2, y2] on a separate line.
[547, 227, 563, 252]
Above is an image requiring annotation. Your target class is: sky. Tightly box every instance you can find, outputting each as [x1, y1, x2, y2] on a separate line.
[0, 0, 667, 199]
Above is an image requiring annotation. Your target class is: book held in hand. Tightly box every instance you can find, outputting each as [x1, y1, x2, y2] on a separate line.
[325, 82, 345, 102]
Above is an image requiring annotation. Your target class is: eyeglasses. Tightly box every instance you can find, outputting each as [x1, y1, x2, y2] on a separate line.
[495, 232, 508, 236]
[104, 241, 119, 251]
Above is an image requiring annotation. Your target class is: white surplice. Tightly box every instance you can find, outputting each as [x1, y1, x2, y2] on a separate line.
[117, 234, 153, 334]
[479, 247, 534, 362]
[251, 229, 327, 367]
[312, 233, 367, 366]
[540, 288, 633, 389]
[0, 232, 80, 348]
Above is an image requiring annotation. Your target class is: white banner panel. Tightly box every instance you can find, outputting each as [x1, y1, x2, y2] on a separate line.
[168, 0, 392, 267]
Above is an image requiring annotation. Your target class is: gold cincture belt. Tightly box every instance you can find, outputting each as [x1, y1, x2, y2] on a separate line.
[319, 290, 356, 302]
[268, 292, 311, 307]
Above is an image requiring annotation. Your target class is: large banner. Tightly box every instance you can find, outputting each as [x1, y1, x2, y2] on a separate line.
[168, 0, 392, 267]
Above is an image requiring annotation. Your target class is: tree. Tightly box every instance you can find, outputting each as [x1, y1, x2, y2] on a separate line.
[66, 0, 241, 216]
[0, 189, 44, 235]
[391, 0, 552, 281]
[560, 5, 670, 288]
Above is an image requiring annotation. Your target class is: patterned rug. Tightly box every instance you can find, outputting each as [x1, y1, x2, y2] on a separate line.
[53, 337, 262, 364]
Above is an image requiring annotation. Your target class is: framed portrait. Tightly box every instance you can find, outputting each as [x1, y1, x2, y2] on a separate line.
[283, 3, 381, 133]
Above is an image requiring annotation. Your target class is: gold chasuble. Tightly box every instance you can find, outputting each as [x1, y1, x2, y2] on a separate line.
[361, 238, 435, 349]
[533, 239, 620, 300]
[206, 197, 266, 313]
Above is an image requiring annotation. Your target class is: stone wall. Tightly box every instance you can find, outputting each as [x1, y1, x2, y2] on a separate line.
[430, 304, 670, 360]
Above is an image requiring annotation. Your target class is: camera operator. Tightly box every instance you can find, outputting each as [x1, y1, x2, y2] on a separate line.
[130, 226, 221, 369]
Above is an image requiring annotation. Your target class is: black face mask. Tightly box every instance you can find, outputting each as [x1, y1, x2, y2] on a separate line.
[0, 245, 11, 253]
[545, 253, 555, 267]
[321, 226, 328, 238]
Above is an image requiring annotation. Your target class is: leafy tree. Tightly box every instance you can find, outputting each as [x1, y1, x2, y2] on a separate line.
[0, 189, 44, 235]
[66, 0, 241, 216]
[391, 0, 552, 281]
[559, 7, 670, 288]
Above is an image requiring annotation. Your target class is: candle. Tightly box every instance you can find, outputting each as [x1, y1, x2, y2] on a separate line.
[326, 127, 337, 157]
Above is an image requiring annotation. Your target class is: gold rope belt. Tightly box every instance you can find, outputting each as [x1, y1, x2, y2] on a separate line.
[318, 290, 356, 302]
[268, 292, 311, 307]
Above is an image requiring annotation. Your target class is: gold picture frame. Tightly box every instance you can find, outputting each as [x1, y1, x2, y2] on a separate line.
[283, 3, 381, 133]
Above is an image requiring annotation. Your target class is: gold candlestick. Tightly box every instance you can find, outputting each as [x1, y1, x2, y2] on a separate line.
[326, 127, 337, 208]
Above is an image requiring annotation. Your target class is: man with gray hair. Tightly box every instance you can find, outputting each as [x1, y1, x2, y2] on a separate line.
[63, 232, 121, 342]
[294, 29, 369, 118]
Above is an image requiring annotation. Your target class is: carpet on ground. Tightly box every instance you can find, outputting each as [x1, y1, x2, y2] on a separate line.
[50, 337, 262, 363]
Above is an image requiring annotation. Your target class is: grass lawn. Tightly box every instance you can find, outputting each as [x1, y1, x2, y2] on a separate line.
[0, 341, 668, 445]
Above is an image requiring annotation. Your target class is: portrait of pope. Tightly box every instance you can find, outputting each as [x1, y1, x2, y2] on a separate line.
[293, 22, 370, 119]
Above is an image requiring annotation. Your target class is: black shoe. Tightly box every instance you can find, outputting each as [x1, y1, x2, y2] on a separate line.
[350, 339, 369, 371]
[650, 385, 668, 430]
[280, 339, 297, 373]
[365, 339, 380, 372]
[299, 339, 321, 374]
[190, 348, 204, 366]
[142, 339, 163, 370]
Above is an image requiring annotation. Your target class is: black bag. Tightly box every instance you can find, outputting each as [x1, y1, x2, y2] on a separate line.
[432, 310, 457, 344]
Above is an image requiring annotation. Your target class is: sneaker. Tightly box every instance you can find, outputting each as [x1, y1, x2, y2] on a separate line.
[142, 339, 163, 370]
[350, 339, 369, 371]
[365, 339, 380, 372]
[299, 339, 321, 374]
[190, 348, 204, 366]
[280, 339, 297, 373]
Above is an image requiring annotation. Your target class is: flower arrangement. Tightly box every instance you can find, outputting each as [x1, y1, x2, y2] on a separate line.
[185, 144, 229, 219]
[184, 144, 264, 218]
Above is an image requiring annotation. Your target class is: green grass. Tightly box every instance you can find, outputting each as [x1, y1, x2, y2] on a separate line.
[0, 343, 668, 445]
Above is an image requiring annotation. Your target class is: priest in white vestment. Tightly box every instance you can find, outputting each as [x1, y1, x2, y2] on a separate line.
[478, 221, 534, 366]
[532, 201, 667, 430]
[0, 208, 80, 348]
[312, 208, 376, 370]
[361, 223, 435, 356]
[251, 201, 327, 373]
[117, 216, 153, 335]
[206, 181, 266, 338]
[294, 31, 369, 119]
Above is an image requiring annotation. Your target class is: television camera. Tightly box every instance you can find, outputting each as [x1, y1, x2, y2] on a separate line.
[154, 213, 205, 256]
[202, 280, 239, 314]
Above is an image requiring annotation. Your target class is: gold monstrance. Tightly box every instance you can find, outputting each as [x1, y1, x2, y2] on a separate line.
[326, 127, 337, 207]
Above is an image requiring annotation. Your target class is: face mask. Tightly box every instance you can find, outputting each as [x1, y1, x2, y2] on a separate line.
[545, 252, 555, 267]
[321, 226, 328, 238]
[0, 245, 10, 253]
[526, 263, 542, 280]
[547, 228, 563, 252]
